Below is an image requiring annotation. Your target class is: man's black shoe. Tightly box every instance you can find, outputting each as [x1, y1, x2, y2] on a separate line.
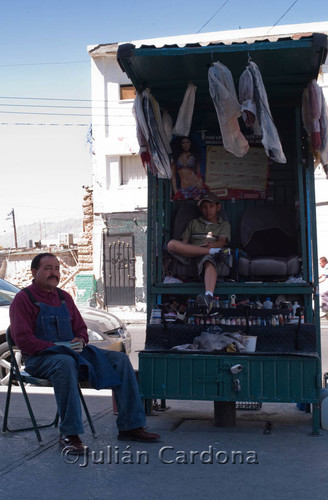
[59, 434, 88, 455]
[118, 427, 160, 443]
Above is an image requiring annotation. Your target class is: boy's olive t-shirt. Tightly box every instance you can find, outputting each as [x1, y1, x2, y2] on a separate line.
[181, 216, 231, 246]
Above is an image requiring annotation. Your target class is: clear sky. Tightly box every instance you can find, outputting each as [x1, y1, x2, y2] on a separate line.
[0, 0, 327, 234]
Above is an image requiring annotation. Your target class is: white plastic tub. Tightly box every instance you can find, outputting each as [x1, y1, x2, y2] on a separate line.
[244, 336, 257, 352]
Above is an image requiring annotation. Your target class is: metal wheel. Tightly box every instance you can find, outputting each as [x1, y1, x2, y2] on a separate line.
[0, 342, 22, 386]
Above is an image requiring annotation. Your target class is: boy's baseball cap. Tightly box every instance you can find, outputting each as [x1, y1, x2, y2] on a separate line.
[197, 192, 220, 206]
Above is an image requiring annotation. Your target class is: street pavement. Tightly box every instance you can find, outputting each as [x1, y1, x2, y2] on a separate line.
[1, 321, 328, 499]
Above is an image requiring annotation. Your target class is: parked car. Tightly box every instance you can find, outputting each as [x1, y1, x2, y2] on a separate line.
[0, 278, 131, 385]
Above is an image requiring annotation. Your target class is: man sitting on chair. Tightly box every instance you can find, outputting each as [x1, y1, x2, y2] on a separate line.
[9, 253, 160, 454]
[167, 192, 231, 312]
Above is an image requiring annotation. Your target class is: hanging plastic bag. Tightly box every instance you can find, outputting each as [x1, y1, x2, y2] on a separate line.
[302, 79, 328, 167]
[208, 61, 249, 158]
[162, 109, 173, 143]
[133, 90, 172, 178]
[239, 66, 256, 127]
[238, 66, 261, 135]
[132, 93, 156, 174]
[173, 82, 197, 137]
[142, 89, 172, 178]
[320, 96, 328, 166]
[248, 61, 286, 164]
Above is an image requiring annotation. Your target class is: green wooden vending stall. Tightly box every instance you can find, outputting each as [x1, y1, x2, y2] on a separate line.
[117, 31, 328, 433]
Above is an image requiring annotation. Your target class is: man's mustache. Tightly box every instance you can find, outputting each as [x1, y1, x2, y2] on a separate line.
[47, 275, 59, 281]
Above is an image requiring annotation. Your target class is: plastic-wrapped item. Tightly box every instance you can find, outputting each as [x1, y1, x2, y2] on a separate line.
[238, 66, 261, 135]
[173, 82, 197, 137]
[302, 80, 321, 150]
[321, 97, 328, 166]
[162, 109, 173, 143]
[248, 61, 286, 164]
[302, 79, 328, 167]
[132, 92, 156, 174]
[208, 61, 249, 157]
[132, 89, 172, 178]
[132, 92, 149, 147]
[239, 66, 256, 127]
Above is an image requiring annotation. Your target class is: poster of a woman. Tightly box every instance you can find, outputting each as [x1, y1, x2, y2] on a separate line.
[171, 136, 208, 200]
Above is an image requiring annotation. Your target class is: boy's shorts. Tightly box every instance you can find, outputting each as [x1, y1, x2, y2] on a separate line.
[168, 249, 231, 279]
[196, 254, 223, 278]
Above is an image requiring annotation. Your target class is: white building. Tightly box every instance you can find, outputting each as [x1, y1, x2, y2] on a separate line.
[88, 43, 148, 307]
[88, 21, 328, 308]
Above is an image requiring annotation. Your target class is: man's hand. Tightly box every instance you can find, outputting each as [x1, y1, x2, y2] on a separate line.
[69, 337, 85, 353]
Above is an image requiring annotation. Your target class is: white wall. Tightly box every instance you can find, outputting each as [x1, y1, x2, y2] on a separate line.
[90, 54, 147, 215]
[92, 214, 105, 281]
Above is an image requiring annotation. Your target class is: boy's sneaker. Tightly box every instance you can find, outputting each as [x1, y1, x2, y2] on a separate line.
[214, 248, 233, 268]
[196, 294, 214, 314]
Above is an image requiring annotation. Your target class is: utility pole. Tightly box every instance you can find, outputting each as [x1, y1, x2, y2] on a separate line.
[8, 209, 18, 249]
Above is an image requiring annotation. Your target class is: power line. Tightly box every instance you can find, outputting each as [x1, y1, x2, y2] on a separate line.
[0, 95, 135, 103]
[0, 103, 137, 110]
[0, 60, 89, 67]
[0, 97, 137, 110]
[0, 96, 93, 102]
[0, 122, 90, 126]
[192, 0, 299, 41]
[195, 0, 232, 35]
[0, 110, 92, 117]
[266, 1, 299, 34]
[0, 103, 92, 109]
[1, 204, 84, 212]
[0, 122, 135, 127]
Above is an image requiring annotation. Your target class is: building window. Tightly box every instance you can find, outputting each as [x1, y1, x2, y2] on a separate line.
[120, 85, 136, 100]
[121, 156, 147, 186]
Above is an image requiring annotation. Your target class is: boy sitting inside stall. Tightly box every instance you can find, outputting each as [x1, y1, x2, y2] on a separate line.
[167, 192, 232, 313]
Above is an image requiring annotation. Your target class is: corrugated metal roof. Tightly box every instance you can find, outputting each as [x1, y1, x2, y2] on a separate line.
[88, 21, 328, 55]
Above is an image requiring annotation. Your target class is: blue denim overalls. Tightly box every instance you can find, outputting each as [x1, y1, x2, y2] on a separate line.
[23, 287, 146, 434]
[23, 287, 74, 342]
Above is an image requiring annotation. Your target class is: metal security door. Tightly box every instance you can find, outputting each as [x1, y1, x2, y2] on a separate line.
[103, 233, 136, 306]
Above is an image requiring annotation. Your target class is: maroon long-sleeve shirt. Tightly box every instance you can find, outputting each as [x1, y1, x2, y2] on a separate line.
[9, 282, 88, 356]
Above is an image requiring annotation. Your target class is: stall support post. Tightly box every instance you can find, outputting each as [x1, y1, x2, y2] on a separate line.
[214, 401, 236, 427]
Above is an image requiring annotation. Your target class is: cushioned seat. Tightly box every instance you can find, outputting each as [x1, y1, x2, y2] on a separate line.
[238, 255, 300, 277]
[237, 206, 301, 279]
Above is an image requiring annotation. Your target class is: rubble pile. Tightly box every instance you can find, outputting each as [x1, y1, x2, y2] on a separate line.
[9, 258, 78, 298]
[78, 186, 94, 272]
[9, 264, 32, 289]
[57, 258, 78, 299]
